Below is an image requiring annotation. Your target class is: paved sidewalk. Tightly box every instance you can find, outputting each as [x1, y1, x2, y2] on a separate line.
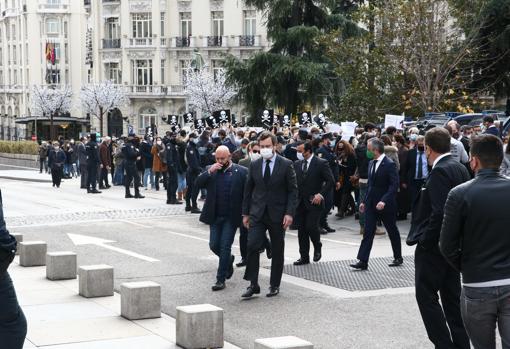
[0, 169, 52, 183]
[9, 257, 240, 349]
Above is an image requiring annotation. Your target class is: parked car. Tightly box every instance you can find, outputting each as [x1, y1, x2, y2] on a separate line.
[502, 117, 510, 138]
[453, 113, 502, 127]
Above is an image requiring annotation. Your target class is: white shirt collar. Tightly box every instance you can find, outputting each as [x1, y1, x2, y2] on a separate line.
[305, 154, 314, 163]
[375, 153, 385, 162]
[433, 153, 451, 169]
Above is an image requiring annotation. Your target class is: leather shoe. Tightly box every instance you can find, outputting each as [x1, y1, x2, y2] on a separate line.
[266, 286, 279, 297]
[134, 193, 145, 199]
[90, 189, 102, 194]
[185, 206, 192, 212]
[293, 258, 310, 266]
[236, 259, 246, 267]
[211, 281, 225, 291]
[125, 193, 134, 198]
[324, 225, 335, 233]
[191, 207, 202, 214]
[349, 261, 368, 270]
[388, 258, 403, 267]
[319, 228, 328, 235]
[226, 255, 234, 280]
[313, 243, 322, 262]
[241, 285, 260, 298]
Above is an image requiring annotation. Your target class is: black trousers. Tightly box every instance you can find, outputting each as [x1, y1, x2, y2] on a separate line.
[80, 164, 88, 188]
[0, 272, 27, 349]
[320, 188, 334, 227]
[99, 167, 109, 187]
[154, 171, 167, 190]
[167, 167, 178, 202]
[51, 166, 63, 186]
[357, 206, 402, 263]
[124, 165, 141, 195]
[185, 171, 199, 208]
[239, 226, 248, 260]
[87, 164, 98, 190]
[296, 204, 322, 260]
[244, 210, 285, 288]
[415, 245, 470, 349]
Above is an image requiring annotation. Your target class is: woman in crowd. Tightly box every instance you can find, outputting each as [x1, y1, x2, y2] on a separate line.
[334, 140, 357, 219]
[381, 135, 400, 171]
[47, 141, 66, 188]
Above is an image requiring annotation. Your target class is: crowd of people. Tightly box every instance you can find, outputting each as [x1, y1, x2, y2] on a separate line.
[29, 114, 510, 348]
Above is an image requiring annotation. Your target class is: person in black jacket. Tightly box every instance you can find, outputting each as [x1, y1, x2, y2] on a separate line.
[165, 132, 182, 204]
[122, 135, 144, 199]
[185, 133, 202, 213]
[441, 135, 510, 349]
[316, 134, 339, 234]
[85, 134, 101, 194]
[293, 141, 334, 266]
[48, 142, 66, 188]
[196, 146, 248, 291]
[0, 191, 27, 349]
[407, 127, 470, 349]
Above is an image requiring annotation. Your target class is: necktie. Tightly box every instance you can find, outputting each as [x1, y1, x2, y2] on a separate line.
[264, 159, 271, 185]
[303, 159, 308, 174]
[371, 160, 377, 179]
[417, 152, 423, 179]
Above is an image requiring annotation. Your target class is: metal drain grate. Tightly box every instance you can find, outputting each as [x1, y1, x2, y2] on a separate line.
[281, 255, 415, 291]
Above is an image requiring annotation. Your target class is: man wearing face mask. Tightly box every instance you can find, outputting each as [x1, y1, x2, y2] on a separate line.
[232, 138, 249, 164]
[242, 132, 298, 298]
[85, 134, 101, 194]
[196, 146, 248, 291]
[404, 135, 429, 209]
[407, 127, 470, 349]
[166, 132, 183, 204]
[185, 133, 202, 213]
[122, 135, 145, 199]
[316, 133, 339, 234]
[350, 138, 403, 270]
[239, 142, 261, 168]
[293, 141, 334, 265]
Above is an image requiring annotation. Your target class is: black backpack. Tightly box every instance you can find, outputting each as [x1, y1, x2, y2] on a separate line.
[0, 190, 16, 274]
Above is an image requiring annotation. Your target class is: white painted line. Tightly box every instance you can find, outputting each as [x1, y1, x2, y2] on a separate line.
[118, 219, 148, 228]
[287, 232, 360, 246]
[98, 244, 160, 263]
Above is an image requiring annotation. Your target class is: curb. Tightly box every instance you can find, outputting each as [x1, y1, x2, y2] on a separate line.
[0, 175, 52, 183]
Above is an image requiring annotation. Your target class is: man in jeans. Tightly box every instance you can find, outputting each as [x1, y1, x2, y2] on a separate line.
[441, 134, 510, 349]
[195, 146, 247, 291]
[0, 191, 27, 349]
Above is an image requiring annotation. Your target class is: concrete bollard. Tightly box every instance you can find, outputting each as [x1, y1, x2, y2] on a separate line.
[254, 336, 314, 349]
[176, 304, 224, 349]
[11, 233, 23, 255]
[120, 281, 161, 320]
[19, 241, 47, 267]
[78, 265, 114, 298]
[46, 252, 77, 280]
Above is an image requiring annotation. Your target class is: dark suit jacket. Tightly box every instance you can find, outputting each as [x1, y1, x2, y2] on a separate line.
[406, 155, 470, 247]
[242, 154, 298, 223]
[363, 155, 399, 212]
[404, 148, 430, 184]
[196, 163, 248, 228]
[293, 156, 334, 210]
[238, 157, 251, 169]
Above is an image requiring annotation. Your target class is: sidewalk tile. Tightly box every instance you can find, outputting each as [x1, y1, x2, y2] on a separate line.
[18, 288, 83, 306]
[38, 335, 176, 349]
[24, 301, 117, 323]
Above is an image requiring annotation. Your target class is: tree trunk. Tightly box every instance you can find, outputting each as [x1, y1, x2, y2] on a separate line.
[99, 106, 104, 137]
[49, 112, 55, 141]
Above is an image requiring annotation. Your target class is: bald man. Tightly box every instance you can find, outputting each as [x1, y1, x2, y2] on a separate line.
[196, 145, 248, 291]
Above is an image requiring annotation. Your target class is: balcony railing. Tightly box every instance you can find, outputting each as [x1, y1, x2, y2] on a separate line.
[176, 37, 191, 48]
[207, 36, 222, 47]
[84, 0, 91, 6]
[239, 35, 255, 47]
[102, 38, 121, 49]
[127, 85, 185, 96]
[38, 1, 69, 11]
[127, 37, 153, 47]
[103, 0, 120, 3]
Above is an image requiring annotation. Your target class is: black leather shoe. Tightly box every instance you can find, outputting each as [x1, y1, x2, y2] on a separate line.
[185, 206, 192, 212]
[319, 228, 328, 235]
[134, 193, 145, 199]
[90, 189, 102, 194]
[190, 207, 202, 214]
[241, 285, 260, 298]
[313, 244, 322, 262]
[350, 261, 368, 270]
[324, 225, 335, 233]
[226, 256, 234, 280]
[236, 259, 247, 267]
[388, 258, 404, 267]
[266, 286, 279, 297]
[293, 258, 310, 266]
[125, 193, 134, 198]
[212, 281, 225, 291]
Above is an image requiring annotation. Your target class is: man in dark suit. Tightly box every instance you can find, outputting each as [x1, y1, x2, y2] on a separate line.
[196, 146, 248, 291]
[350, 137, 403, 270]
[293, 141, 334, 265]
[404, 135, 429, 209]
[242, 132, 298, 298]
[316, 134, 339, 234]
[407, 127, 470, 349]
[483, 115, 500, 137]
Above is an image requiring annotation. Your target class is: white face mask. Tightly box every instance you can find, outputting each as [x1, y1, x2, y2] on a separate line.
[260, 148, 274, 160]
[249, 152, 262, 161]
[296, 152, 304, 161]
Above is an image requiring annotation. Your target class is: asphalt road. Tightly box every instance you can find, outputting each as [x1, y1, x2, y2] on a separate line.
[1, 174, 432, 349]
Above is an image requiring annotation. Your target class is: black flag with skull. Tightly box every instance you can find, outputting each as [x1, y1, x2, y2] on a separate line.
[259, 109, 274, 129]
[298, 111, 312, 126]
[194, 118, 205, 132]
[313, 112, 328, 130]
[212, 109, 231, 125]
[183, 112, 195, 124]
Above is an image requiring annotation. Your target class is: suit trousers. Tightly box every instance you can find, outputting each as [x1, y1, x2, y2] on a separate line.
[80, 164, 88, 188]
[296, 204, 322, 260]
[99, 167, 109, 187]
[87, 164, 98, 190]
[415, 245, 470, 349]
[124, 165, 141, 195]
[320, 188, 334, 227]
[244, 210, 285, 288]
[0, 272, 27, 349]
[357, 206, 402, 263]
[166, 167, 178, 202]
[185, 171, 199, 208]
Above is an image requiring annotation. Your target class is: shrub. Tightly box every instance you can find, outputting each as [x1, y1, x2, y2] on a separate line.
[0, 141, 39, 155]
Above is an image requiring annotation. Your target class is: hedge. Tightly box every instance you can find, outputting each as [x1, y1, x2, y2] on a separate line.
[0, 141, 39, 155]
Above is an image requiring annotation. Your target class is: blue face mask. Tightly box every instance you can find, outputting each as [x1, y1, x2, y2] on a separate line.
[331, 140, 337, 149]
